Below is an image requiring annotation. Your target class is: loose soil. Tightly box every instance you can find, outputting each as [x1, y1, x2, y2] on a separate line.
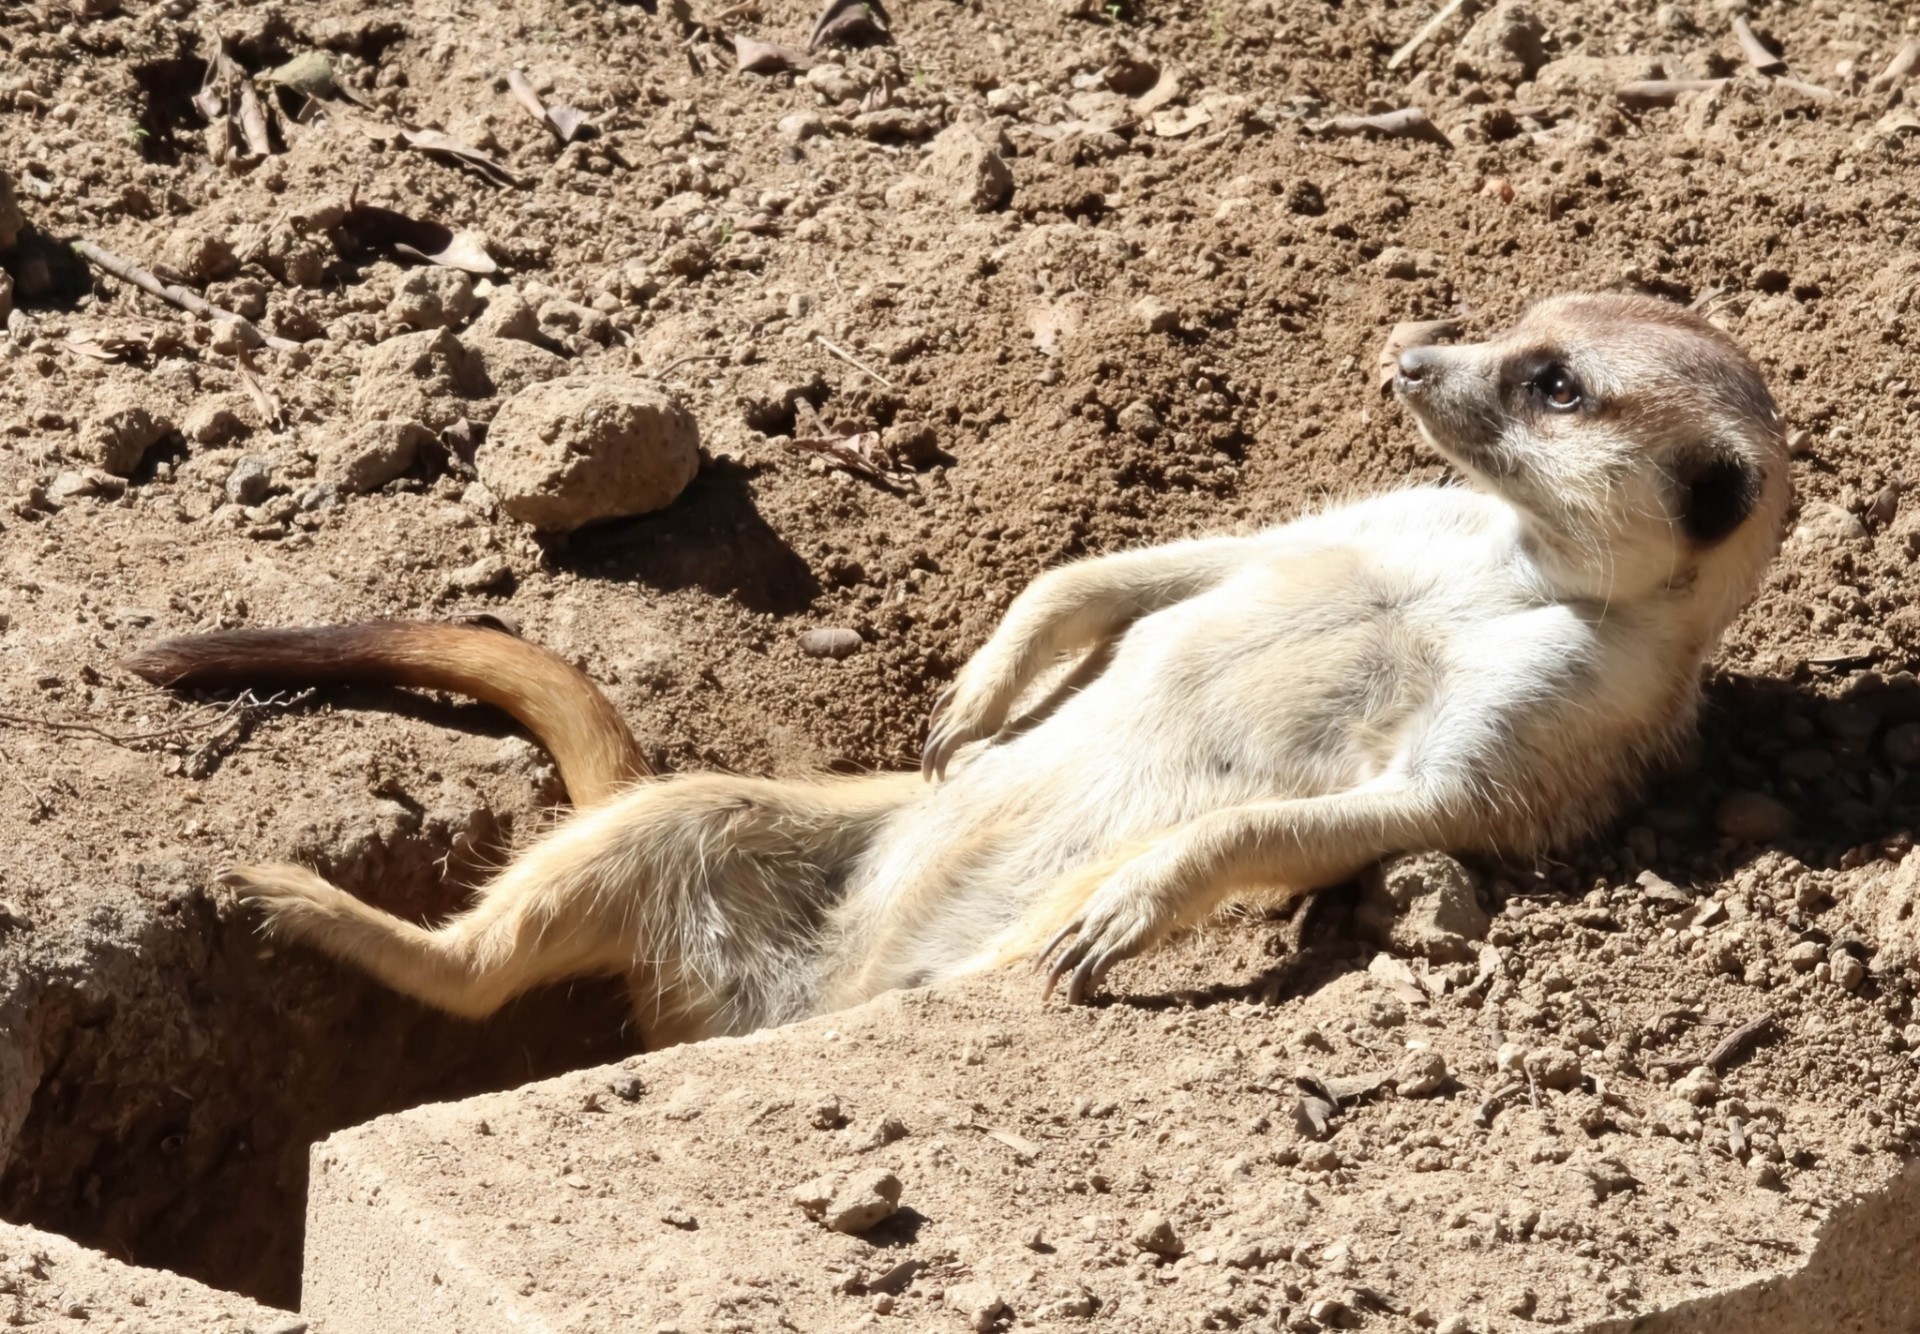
[2, 0, 1919, 1324]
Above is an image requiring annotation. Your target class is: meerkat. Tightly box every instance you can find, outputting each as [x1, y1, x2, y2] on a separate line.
[126, 293, 1790, 1046]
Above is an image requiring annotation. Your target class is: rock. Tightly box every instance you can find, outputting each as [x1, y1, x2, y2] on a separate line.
[83, 388, 175, 476]
[225, 456, 274, 505]
[537, 298, 613, 346]
[944, 1281, 1006, 1333]
[354, 327, 488, 430]
[1672, 1067, 1721, 1105]
[1393, 1049, 1449, 1097]
[925, 123, 1014, 212]
[1885, 722, 1920, 768]
[1130, 1212, 1183, 1256]
[209, 316, 264, 355]
[46, 471, 100, 504]
[388, 267, 479, 330]
[478, 377, 699, 531]
[1131, 295, 1178, 334]
[777, 111, 826, 141]
[446, 554, 512, 595]
[1458, 1, 1548, 77]
[1356, 853, 1490, 963]
[1713, 791, 1794, 843]
[1830, 949, 1866, 991]
[1524, 1047, 1582, 1091]
[800, 627, 862, 659]
[469, 286, 542, 343]
[792, 1167, 902, 1234]
[467, 336, 570, 415]
[1789, 500, 1867, 546]
[1116, 400, 1161, 438]
[1786, 940, 1824, 972]
[322, 420, 433, 493]
[182, 395, 250, 446]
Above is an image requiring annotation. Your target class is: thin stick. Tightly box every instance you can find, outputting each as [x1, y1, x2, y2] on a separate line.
[812, 333, 896, 389]
[1313, 107, 1452, 149]
[1387, 0, 1474, 73]
[1647, 1010, 1779, 1074]
[72, 240, 299, 351]
[1616, 79, 1727, 109]
[656, 351, 730, 376]
[1731, 15, 1786, 75]
[237, 77, 272, 158]
[0, 689, 311, 749]
[1870, 41, 1920, 94]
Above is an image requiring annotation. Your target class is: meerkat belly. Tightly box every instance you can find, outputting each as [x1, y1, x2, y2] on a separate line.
[828, 551, 1451, 993]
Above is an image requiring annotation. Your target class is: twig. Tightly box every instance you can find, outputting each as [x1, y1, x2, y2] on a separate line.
[1387, 0, 1476, 73]
[1311, 107, 1452, 149]
[72, 240, 299, 351]
[237, 77, 272, 157]
[811, 333, 896, 389]
[1616, 79, 1727, 109]
[655, 351, 730, 377]
[0, 689, 312, 750]
[1870, 41, 1920, 94]
[1775, 77, 1836, 102]
[1731, 15, 1786, 75]
[1648, 1010, 1779, 1075]
[0, 744, 52, 820]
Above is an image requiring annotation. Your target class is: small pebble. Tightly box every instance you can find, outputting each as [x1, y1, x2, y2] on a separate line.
[1131, 295, 1178, 334]
[1394, 1049, 1449, 1097]
[799, 626, 862, 659]
[1130, 1212, 1183, 1256]
[1830, 950, 1866, 991]
[225, 456, 274, 506]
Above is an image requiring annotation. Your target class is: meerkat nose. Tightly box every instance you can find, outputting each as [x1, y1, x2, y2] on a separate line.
[1396, 345, 1444, 384]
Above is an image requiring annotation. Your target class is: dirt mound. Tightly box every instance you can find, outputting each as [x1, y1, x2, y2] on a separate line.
[2, 0, 1919, 1323]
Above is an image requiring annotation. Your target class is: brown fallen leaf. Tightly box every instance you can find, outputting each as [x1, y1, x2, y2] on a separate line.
[783, 400, 910, 486]
[1375, 318, 1459, 395]
[808, 0, 889, 49]
[734, 35, 813, 75]
[1731, 14, 1786, 76]
[342, 202, 499, 274]
[1367, 952, 1427, 1006]
[63, 331, 145, 362]
[390, 126, 523, 188]
[505, 69, 595, 144]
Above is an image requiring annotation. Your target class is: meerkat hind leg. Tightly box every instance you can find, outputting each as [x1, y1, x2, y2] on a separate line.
[223, 861, 625, 1022]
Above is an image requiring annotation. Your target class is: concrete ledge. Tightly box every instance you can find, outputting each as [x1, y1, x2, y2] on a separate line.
[299, 926, 1920, 1334]
[0, 1218, 306, 1332]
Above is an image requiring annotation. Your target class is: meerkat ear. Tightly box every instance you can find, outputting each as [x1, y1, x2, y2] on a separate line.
[1675, 450, 1760, 544]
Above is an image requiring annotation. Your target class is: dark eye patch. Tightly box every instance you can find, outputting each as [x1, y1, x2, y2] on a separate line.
[1505, 350, 1586, 412]
[1674, 452, 1760, 544]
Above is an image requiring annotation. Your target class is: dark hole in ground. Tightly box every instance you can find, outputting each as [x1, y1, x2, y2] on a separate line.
[0, 884, 639, 1309]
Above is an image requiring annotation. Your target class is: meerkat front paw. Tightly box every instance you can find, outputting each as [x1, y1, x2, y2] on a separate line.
[1032, 854, 1189, 1003]
[921, 663, 1022, 781]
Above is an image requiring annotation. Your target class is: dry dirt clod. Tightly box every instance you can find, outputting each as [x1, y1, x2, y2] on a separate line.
[388, 268, 479, 331]
[944, 1281, 1006, 1333]
[83, 389, 175, 477]
[224, 457, 274, 506]
[792, 1167, 902, 1233]
[1131, 295, 1179, 334]
[1131, 1212, 1183, 1256]
[925, 123, 1015, 212]
[477, 377, 700, 531]
[1356, 853, 1489, 963]
[322, 420, 433, 493]
[1393, 1049, 1449, 1097]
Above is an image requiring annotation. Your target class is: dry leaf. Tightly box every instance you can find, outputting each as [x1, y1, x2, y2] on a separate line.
[734, 36, 812, 74]
[1149, 105, 1211, 138]
[505, 69, 548, 121]
[343, 203, 500, 275]
[398, 127, 523, 188]
[545, 104, 592, 143]
[1027, 300, 1082, 357]
[1366, 952, 1428, 1006]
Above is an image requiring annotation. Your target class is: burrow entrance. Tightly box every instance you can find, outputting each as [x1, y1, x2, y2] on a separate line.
[0, 872, 638, 1310]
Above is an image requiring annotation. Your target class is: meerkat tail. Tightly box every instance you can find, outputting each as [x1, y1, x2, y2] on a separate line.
[123, 620, 646, 805]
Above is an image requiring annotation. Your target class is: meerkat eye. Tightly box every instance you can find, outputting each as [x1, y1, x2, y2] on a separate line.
[1534, 365, 1583, 411]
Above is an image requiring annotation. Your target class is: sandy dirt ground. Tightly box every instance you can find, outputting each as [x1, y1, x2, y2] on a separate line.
[3, 0, 1920, 1324]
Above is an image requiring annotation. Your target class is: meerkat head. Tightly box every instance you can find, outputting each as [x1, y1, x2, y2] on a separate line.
[1391, 292, 1791, 621]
